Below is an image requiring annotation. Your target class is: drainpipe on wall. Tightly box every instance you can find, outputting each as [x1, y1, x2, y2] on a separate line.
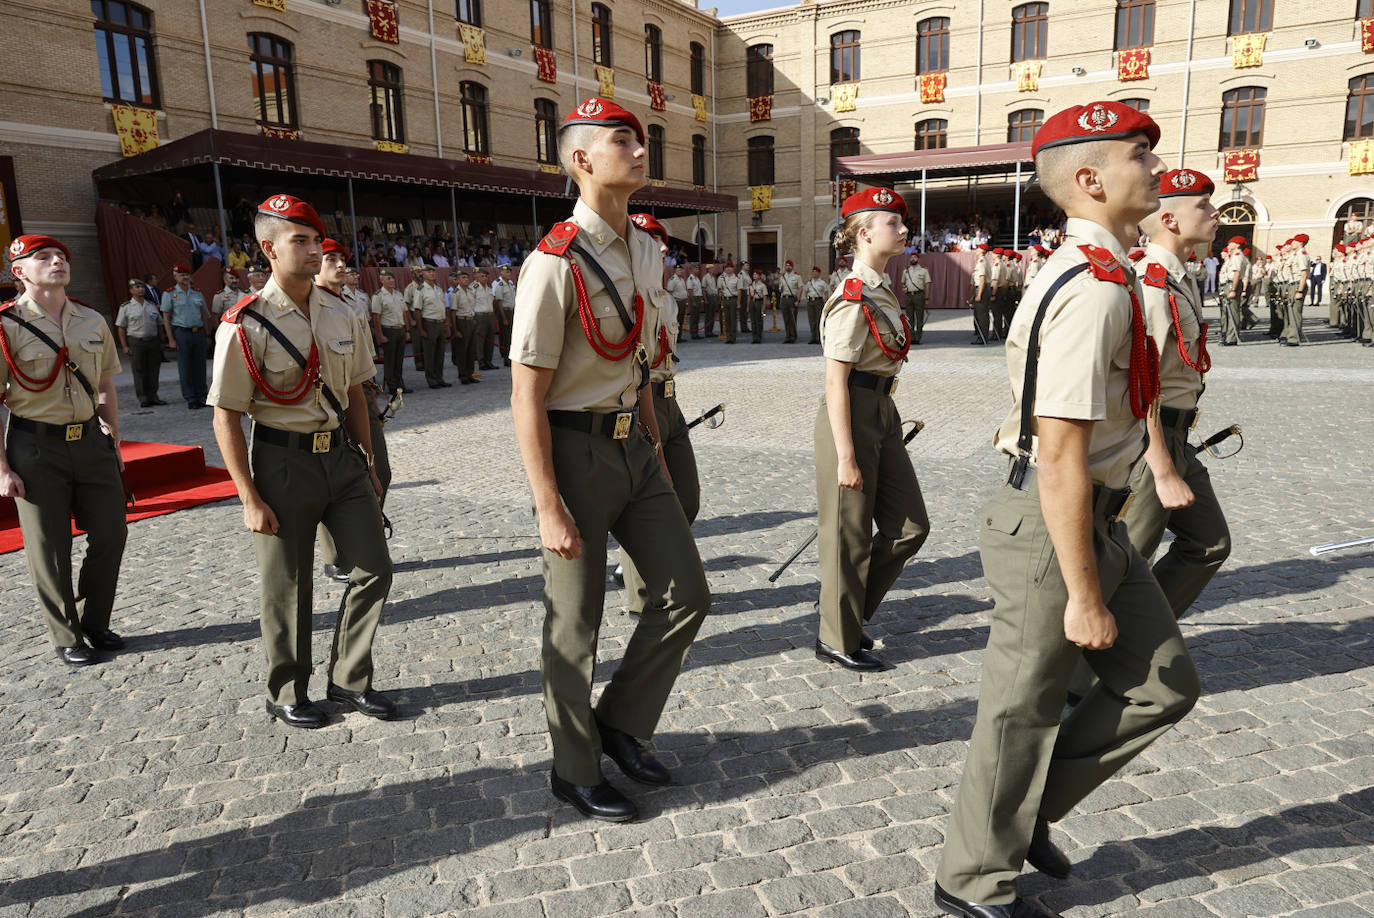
[1178, 0, 1197, 167]
[429, 0, 443, 159]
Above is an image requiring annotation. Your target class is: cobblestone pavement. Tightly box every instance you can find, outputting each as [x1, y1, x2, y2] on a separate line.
[1, 306, 1372, 918]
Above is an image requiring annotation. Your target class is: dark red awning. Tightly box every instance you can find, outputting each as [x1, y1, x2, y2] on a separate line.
[836, 142, 1034, 181]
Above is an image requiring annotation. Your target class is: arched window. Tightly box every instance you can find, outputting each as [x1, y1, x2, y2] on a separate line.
[647, 124, 665, 180]
[1217, 202, 1256, 226]
[915, 119, 948, 150]
[1011, 4, 1049, 62]
[530, 0, 552, 49]
[1120, 97, 1150, 112]
[645, 24, 663, 83]
[1228, 0, 1272, 35]
[249, 33, 297, 128]
[455, 0, 481, 26]
[690, 42, 705, 96]
[461, 81, 489, 154]
[747, 44, 773, 97]
[747, 136, 775, 186]
[691, 134, 707, 186]
[590, 4, 612, 67]
[830, 126, 859, 175]
[1345, 74, 1374, 141]
[534, 98, 558, 165]
[367, 60, 404, 143]
[917, 18, 950, 75]
[1337, 198, 1374, 226]
[92, 0, 160, 106]
[1007, 108, 1044, 142]
[1220, 87, 1265, 149]
[1114, 0, 1154, 49]
[830, 30, 860, 83]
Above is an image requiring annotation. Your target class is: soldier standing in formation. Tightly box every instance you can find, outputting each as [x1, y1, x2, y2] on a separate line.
[371, 269, 411, 394]
[1, 235, 128, 666]
[665, 265, 689, 341]
[718, 263, 740, 343]
[936, 102, 1200, 918]
[161, 264, 212, 409]
[804, 266, 829, 345]
[778, 260, 803, 343]
[1217, 236, 1247, 345]
[747, 269, 769, 344]
[493, 264, 517, 365]
[472, 267, 498, 371]
[510, 98, 710, 823]
[901, 253, 930, 345]
[737, 260, 752, 334]
[115, 277, 166, 408]
[1279, 234, 1311, 347]
[210, 194, 394, 728]
[211, 269, 243, 324]
[970, 244, 992, 343]
[685, 264, 704, 339]
[409, 264, 449, 387]
[813, 188, 930, 672]
[700, 263, 719, 338]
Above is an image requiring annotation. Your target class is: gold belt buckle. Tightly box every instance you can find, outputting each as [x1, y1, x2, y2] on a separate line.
[65, 423, 83, 442]
[888, 377, 899, 397]
[612, 412, 633, 440]
[312, 431, 332, 453]
[662, 379, 676, 399]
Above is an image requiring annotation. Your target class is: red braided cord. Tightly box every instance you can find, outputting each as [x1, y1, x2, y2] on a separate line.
[1127, 290, 1161, 419]
[1166, 291, 1212, 375]
[861, 304, 912, 362]
[0, 323, 66, 393]
[651, 323, 671, 369]
[235, 325, 319, 405]
[570, 261, 642, 361]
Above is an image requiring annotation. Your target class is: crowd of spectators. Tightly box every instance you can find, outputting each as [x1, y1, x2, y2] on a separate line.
[906, 204, 1065, 252]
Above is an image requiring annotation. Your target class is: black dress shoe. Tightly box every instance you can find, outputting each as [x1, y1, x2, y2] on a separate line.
[859, 631, 875, 651]
[266, 699, 328, 728]
[934, 882, 1060, 917]
[56, 644, 97, 666]
[86, 628, 125, 651]
[596, 716, 670, 785]
[550, 772, 638, 822]
[151, 398, 168, 405]
[326, 684, 397, 719]
[815, 639, 884, 671]
[1026, 818, 1072, 879]
[322, 563, 350, 583]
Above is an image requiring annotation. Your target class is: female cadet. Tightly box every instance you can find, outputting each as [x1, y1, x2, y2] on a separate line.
[813, 188, 930, 671]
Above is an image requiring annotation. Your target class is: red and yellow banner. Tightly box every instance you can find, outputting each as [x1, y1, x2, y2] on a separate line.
[648, 81, 666, 112]
[111, 104, 159, 157]
[1015, 60, 1041, 93]
[748, 94, 772, 122]
[832, 179, 856, 206]
[1362, 19, 1374, 53]
[261, 125, 300, 141]
[252, 0, 285, 11]
[1223, 149, 1259, 183]
[1232, 32, 1266, 69]
[375, 140, 407, 154]
[692, 93, 707, 122]
[750, 185, 773, 212]
[539, 163, 561, 175]
[534, 46, 556, 83]
[831, 82, 858, 113]
[919, 72, 946, 104]
[1349, 139, 1374, 175]
[596, 66, 615, 99]
[458, 24, 485, 65]
[466, 153, 491, 165]
[365, 0, 399, 44]
[1118, 48, 1149, 81]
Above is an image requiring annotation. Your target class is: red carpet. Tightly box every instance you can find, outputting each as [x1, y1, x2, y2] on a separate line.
[0, 440, 239, 554]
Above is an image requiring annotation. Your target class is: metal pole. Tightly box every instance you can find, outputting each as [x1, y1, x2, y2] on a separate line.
[570, 0, 582, 97]
[1178, 0, 1198, 166]
[347, 177, 359, 263]
[920, 168, 927, 253]
[428, 0, 442, 158]
[197, 0, 217, 129]
[212, 162, 228, 259]
[450, 186, 459, 242]
[1013, 161, 1021, 250]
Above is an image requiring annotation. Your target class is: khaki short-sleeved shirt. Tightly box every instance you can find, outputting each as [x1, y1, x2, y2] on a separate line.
[0, 294, 121, 424]
[211, 288, 242, 319]
[780, 271, 803, 297]
[1141, 244, 1205, 411]
[747, 280, 768, 300]
[1292, 250, 1311, 283]
[686, 275, 702, 297]
[806, 278, 829, 300]
[510, 199, 660, 413]
[992, 218, 1146, 490]
[208, 278, 372, 434]
[666, 275, 688, 300]
[471, 283, 495, 315]
[492, 278, 516, 307]
[411, 281, 446, 321]
[340, 286, 371, 322]
[1024, 260, 1042, 286]
[820, 259, 906, 378]
[903, 266, 930, 292]
[371, 288, 407, 326]
[116, 297, 162, 339]
[702, 273, 718, 296]
[718, 273, 740, 298]
[972, 258, 988, 286]
[449, 285, 476, 319]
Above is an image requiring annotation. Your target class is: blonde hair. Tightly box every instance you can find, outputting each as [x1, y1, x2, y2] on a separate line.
[1035, 140, 1110, 210]
[833, 211, 885, 255]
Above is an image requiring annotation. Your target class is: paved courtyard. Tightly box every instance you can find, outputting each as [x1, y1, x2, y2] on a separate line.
[1, 305, 1372, 918]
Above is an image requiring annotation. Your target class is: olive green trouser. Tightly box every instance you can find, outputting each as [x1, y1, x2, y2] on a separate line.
[1331, 287, 1342, 326]
[381, 326, 407, 394]
[319, 410, 392, 570]
[780, 295, 798, 341]
[937, 480, 1201, 905]
[475, 312, 496, 366]
[540, 424, 711, 786]
[723, 299, 737, 342]
[421, 318, 448, 385]
[749, 298, 765, 342]
[454, 316, 478, 379]
[622, 390, 701, 616]
[129, 337, 163, 404]
[993, 289, 1014, 340]
[814, 387, 929, 654]
[250, 432, 392, 706]
[1266, 284, 1286, 338]
[703, 294, 719, 337]
[1219, 286, 1241, 343]
[905, 290, 927, 343]
[972, 290, 992, 341]
[806, 297, 823, 343]
[1281, 287, 1305, 344]
[7, 423, 127, 649]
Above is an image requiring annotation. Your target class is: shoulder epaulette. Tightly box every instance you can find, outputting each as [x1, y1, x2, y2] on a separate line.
[841, 277, 864, 302]
[1078, 244, 1128, 287]
[222, 293, 260, 324]
[537, 222, 580, 258]
[1141, 262, 1169, 289]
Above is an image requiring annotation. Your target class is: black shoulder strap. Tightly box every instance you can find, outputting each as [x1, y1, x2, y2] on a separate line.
[240, 307, 353, 439]
[1010, 262, 1092, 487]
[861, 293, 905, 345]
[568, 241, 635, 333]
[0, 311, 96, 401]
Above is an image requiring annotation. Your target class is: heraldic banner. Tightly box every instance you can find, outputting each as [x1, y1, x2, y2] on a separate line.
[111, 104, 159, 157]
[648, 81, 666, 112]
[261, 125, 301, 141]
[1232, 32, 1266, 68]
[596, 66, 615, 99]
[1118, 48, 1149, 81]
[831, 83, 858, 113]
[1015, 60, 1041, 93]
[534, 46, 556, 83]
[1349, 139, 1374, 176]
[750, 185, 773, 212]
[252, 0, 285, 11]
[458, 24, 485, 65]
[749, 94, 772, 122]
[1362, 19, 1374, 53]
[692, 93, 708, 122]
[919, 72, 946, 104]
[365, 0, 399, 44]
[1224, 149, 1259, 183]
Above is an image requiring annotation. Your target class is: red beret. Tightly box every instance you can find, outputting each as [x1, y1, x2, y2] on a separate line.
[258, 194, 326, 238]
[978, 244, 990, 251]
[785, 260, 794, 267]
[812, 266, 822, 272]
[1158, 168, 1215, 199]
[992, 248, 1004, 256]
[840, 186, 907, 220]
[172, 263, 192, 274]
[7, 234, 69, 262]
[1243, 247, 1251, 256]
[724, 262, 735, 269]
[321, 238, 350, 260]
[1188, 253, 1198, 260]
[1032, 101, 1161, 160]
[561, 97, 645, 145]
[1012, 252, 1023, 261]
[629, 213, 669, 243]
[1228, 236, 1247, 247]
[1294, 233, 1309, 244]
[1033, 244, 1049, 255]
[1335, 244, 1347, 253]
[1265, 255, 1273, 260]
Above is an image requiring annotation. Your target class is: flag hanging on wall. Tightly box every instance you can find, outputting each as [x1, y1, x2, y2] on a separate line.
[252, 0, 285, 11]
[750, 185, 773, 212]
[832, 179, 856, 206]
[467, 153, 491, 165]
[648, 81, 666, 112]
[261, 125, 301, 141]
[534, 46, 556, 83]
[692, 93, 707, 122]
[1349, 139, 1374, 175]
[365, 0, 399, 44]
[596, 66, 615, 99]
[1223, 149, 1259, 183]
[458, 24, 485, 65]
[1014, 60, 1041, 93]
[918, 72, 945, 104]
[111, 104, 159, 157]
[1118, 48, 1149, 81]
[1362, 19, 1374, 53]
[375, 140, 407, 154]
[831, 83, 858, 113]
[1232, 33, 1266, 68]
[748, 94, 772, 122]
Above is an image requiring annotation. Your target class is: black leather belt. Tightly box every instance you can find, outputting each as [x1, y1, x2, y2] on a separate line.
[1159, 406, 1198, 430]
[1008, 461, 1134, 520]
[254, 424, 342, 454]
[548, 409, 638, 440]
[849, 370, 899, 396]
[651, 379, 677, 400]
[175, 326, 204, 333]
[9, 415, 99, 442]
